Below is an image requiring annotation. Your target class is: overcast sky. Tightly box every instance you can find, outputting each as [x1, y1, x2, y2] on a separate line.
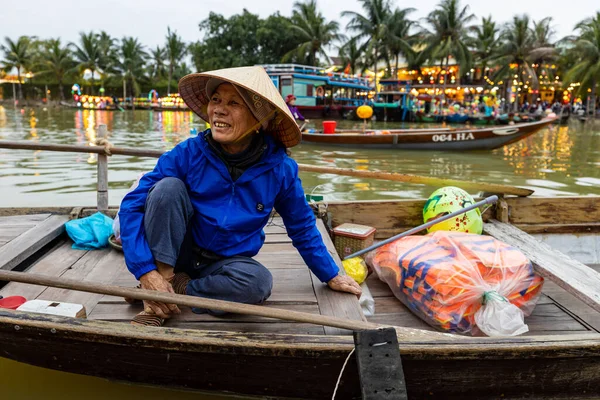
[4, 0, 597, 49]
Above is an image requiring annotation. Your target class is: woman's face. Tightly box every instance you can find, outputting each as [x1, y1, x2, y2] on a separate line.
[207, 83, 258, 147]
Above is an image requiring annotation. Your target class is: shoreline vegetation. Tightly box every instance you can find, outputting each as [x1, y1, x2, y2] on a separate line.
[1, 0, 599, 114]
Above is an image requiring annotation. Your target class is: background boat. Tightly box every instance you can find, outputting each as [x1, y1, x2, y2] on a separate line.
[302, 116, 556, 150]
[261, 64, 372, 120]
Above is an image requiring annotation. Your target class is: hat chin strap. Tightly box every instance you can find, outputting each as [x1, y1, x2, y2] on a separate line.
[232, 109, 278, 145]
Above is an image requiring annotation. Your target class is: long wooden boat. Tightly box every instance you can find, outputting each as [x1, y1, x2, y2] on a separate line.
[1, 193, 600, 399]
[303, 116, 557, 150]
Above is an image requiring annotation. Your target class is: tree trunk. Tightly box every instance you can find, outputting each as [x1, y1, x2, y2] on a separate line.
[442, 56, 449, 112]
[17, 67, 23, 100]
[90, 68, 95, 95]
[373, 46, 378, 99]
[168, 63, 173, 95]
[590, 79, 597, 118]
[59, 81, 65, 101]
[131, 77, 136, 111]
[514, 65, 520, 112]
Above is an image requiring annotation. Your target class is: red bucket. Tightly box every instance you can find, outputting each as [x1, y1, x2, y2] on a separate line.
[322, 121, 337, 134]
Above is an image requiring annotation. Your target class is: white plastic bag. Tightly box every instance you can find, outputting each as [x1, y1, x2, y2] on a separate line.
[474, 291, 529, 336]
[112, 172, 146, 243]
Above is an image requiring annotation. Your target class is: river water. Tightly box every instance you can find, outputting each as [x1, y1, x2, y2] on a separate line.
[0, 106, 599, 398]
[1, 107, 599, 208]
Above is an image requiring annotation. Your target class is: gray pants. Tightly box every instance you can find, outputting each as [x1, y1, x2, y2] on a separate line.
[144, 177, 273, 314]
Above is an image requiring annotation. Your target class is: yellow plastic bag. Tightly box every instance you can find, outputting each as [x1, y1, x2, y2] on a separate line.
[342, 257, 368, 284]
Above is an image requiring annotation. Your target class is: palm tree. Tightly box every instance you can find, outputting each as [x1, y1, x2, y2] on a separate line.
[492, 15, 555, 111]
[469, 16, 500, 83]
[71, 32, 102, 94]
[98, 31, 119, 83]
[565, 12, 600, 116]
[385, 7, 417, 76]
[1, 36, 34, 99]
[283, 0, 342, 66]
[424, 0, 475, 88]
[342, 0, 394, 95]
[149, 46, 167, 81]
[37, 39, 76, 101]
[165, 27, 187, 94]
[117, 37, 148, 110]
[339, 37, 365, 75]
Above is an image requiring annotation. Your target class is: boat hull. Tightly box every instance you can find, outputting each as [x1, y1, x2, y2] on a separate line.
[1, 310, 599, 399]
[302, 118, 556, 150]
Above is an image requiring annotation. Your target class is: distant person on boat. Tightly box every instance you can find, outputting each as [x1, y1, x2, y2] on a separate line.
[285, 94, 308, 126]
[117, 66, 361, 326]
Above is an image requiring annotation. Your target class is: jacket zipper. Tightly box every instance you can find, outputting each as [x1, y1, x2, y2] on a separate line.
[220, 182, 235, 228]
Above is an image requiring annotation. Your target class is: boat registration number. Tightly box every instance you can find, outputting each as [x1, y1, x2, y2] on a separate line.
[432, 132, 475, 142]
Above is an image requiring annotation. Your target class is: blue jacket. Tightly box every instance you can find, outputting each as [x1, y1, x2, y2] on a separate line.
[119, 130, 339, 283]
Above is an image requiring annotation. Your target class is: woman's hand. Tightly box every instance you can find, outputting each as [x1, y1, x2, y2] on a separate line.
[327, 274, 362, 296]
[139, 270, 181, 318]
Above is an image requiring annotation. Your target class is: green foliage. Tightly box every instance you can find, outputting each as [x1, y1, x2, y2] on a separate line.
[423, 0, 475, 79]
[343, 0, 393, 77]
[1, 36, 35, 99]
[35, 39, 77, 100]
[565, 12, 600, 109]
[116, 37, 148, 99]
[1, 0, 596, 106]
[283, 0, 342, 66]
[468, 16, 501, 78]
[165, 27, 187, 94]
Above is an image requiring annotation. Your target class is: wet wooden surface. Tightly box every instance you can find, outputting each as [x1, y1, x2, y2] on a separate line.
[0, 216, 363, 335]
[1, 213, 599, 337]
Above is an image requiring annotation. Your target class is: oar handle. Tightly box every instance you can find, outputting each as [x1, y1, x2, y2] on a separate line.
[343, 195, 499, 260]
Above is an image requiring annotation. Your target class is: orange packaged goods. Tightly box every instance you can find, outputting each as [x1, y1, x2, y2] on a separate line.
[333, 223, 376, 259]
[365, 231, 544, 336]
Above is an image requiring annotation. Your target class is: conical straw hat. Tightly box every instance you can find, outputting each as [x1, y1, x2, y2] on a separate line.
[179, 66, 301, 148]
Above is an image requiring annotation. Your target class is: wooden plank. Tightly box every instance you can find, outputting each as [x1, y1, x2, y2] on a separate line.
[0, 225, 38, 239]
[254, 252, 305, 268]
[112, 266, 318, 304]
[171, 321, 326, 334]
[484, 219, 600, 314]
[312, 219, 366, 335]
[0, 240, 87, 299]
[0, 207, 73, 217]
[89, 301, 320, 322]
[516, 223, 600, 234]
[0, 214, 50, 226]
[259, 242, 297, 253]
[541, 281, 600, 332]
[367, 298, 589, 334]
[36, 249, 124, 314]
[0, 215, 68, 271]
[263, 233, 292, 244]
[504, 197, 600, 225]
[327, 200, 425, 233]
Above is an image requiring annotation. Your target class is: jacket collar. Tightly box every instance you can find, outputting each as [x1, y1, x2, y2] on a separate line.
[197, 129, 286, 183]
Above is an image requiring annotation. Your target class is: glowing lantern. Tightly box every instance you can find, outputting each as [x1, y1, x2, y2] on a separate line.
[356, 105, 373, 119]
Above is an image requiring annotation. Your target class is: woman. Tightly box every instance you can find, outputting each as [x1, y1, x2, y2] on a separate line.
[285, 94, 307, 124]
[119, 66, 361, 326]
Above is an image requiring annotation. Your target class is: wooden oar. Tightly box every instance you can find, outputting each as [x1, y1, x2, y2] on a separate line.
[0, 140, 533, 196]
[0, 269, 458, 340]
[298, 165, 533, 197]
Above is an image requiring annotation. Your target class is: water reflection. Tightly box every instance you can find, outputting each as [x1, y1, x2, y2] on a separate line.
[0, 107, 599, 207]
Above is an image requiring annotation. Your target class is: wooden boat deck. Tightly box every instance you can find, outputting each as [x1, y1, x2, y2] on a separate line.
[0, 214, 364, 335]
[1, 212, 599, 337]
